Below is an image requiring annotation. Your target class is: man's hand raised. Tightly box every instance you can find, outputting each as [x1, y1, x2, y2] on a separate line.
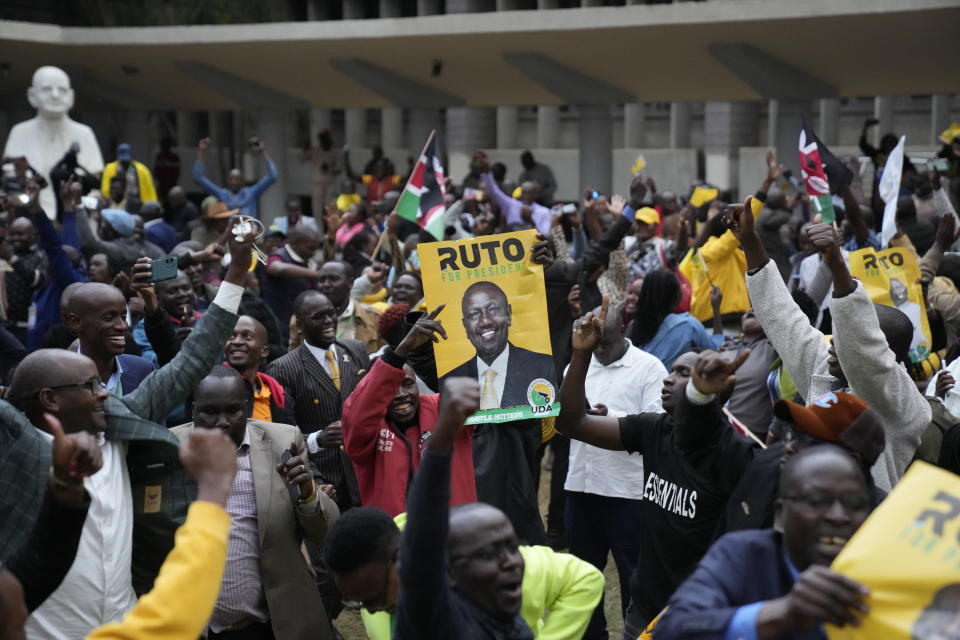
[805, 222, 844, 266]
[531, 233, 554, 269]
[131, 257, 159, 316]
[572, 294, 608, 353]
[431, 377, 481, 452]
[48, 412, 102, 507]
[180, 429, 237, 507]
[722, 196, 756, 242]
[223, 217, 257, 287]
[691, 349, 751, 396]
[394, 305, 447, 359]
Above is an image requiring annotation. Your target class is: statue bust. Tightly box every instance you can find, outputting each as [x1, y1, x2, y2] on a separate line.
[3, 66, 104, 215]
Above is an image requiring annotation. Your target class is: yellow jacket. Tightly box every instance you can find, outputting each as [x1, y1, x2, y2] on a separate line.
[101, 161, 159, 203]
[86, 501, 230, 640]
[680, 197, 763, 323]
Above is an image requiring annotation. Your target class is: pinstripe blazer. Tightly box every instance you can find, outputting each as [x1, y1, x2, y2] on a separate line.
[266, 339, 370, 511]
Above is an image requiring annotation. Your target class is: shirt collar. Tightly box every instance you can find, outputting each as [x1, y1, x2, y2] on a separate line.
[477, 344, 510, 374]
[75, 346, 123, 393]
[340, 298, 355, 320]
[284, 243, 306, 264]
[589, 339, 632, 369]
[237, 427, 251, 453]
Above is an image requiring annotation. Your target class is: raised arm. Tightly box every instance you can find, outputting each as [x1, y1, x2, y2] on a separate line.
[247, 138, 278, 198]
[191, 138, 227, 198]
[394, 377, 480, 640]
[74, 204, 112, 260]
[556, 297, 625, 451]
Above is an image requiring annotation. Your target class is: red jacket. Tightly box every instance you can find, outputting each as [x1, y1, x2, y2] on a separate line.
[342, 354, 476, 516]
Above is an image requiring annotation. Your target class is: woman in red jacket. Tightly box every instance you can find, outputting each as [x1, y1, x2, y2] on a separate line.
[342, 305, 477, 516]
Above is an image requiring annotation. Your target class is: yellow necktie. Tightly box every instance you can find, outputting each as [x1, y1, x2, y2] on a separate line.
[325, 348, 341, 391]
[480, 368, 498, 410]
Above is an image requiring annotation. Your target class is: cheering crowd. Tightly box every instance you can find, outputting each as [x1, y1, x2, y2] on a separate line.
[0, 110, 959, 640]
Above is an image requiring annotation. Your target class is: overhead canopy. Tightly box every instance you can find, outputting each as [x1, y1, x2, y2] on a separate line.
[0, 0, 957, 112]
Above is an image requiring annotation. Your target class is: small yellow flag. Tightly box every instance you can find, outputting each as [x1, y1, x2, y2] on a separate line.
[630, 154, 647, 175]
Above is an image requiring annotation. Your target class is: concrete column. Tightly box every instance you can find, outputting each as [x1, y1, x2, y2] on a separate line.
[254, 110, 287, 227]
[306, 0, 331, 19]
[669, 102, 691, 148]
[818, 98, 839, 147]
[704, 100, 759, 192]
[873, 96, 895, 146]
[579, 105, 612, 196]
[379, 0, 402, 17]
[624, 102, 645, 148]
[767, 99, 809, 177]
[342, 0, 366, 19]
[175, 110, 198, 150]
[119, 110, 151, 169]
[582, 0, 604, 6]
[447, 0, 493, 12]
[408, 108, 440, 158]
[497, 0, 523, 9]
[497, 106, 518, 149]
[309, 108, 333, 142]
[537, 105, 560, 147]
[537, 0, 561, 6]
[345, 108, 367, 149]
[446, 107, 496, 185]
[417, 0, 442, 14]
[932, 94, 951, 145]
[381, 107, 404, 150]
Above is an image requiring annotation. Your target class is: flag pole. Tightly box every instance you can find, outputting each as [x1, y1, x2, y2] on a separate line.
[371, 130, 437, 261]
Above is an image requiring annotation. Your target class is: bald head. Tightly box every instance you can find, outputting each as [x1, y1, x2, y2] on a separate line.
[448, 503, 513, 551]
[779, 444, 863, 499]
[8, 349, 96, 409]
[60, 281, 85, 315]
[66, 283, 125, 317]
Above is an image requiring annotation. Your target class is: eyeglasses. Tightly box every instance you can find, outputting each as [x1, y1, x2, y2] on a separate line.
[341, 558, 392, 612]
[47, 378, 103, 394]
[782, 492, 872, 513]
[305, 310, 338, 322]
[449, 539, 521, 564]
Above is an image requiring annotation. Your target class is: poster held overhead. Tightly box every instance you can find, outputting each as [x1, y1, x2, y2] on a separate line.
[419, 229, 559, 424]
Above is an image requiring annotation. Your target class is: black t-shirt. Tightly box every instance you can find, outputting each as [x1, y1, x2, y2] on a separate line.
[618, 397, 756, 623]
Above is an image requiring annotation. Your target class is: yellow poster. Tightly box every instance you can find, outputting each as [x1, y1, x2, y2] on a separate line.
[419, 229, 558, 424]
[828, 462, 960, 640]
[690, 186, 719, 208]
[848, 247, 931, 363]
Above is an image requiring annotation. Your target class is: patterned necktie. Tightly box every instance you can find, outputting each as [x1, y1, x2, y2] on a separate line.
[480, 368, 498, 410]
[325, 348, 341, 391]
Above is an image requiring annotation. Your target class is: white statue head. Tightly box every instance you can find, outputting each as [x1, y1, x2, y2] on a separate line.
[27, 66, 74, 120]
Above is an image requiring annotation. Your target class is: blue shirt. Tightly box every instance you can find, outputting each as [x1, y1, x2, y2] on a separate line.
[192, 160, 278, 219]
[724, 556, 826, 640]
[842, 229, 881, 252]
[640, 312, 725, 370]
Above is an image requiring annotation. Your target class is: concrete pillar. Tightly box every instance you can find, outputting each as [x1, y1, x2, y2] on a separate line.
[932, 94, 951, 145]
[873, 96, 895, 146]
[309, 108, 333, 142]
[446, 107, 496, 185]
[379, 0, 402, 17]
[306, 0, 331, 19]
[254, 110, 287, 227]
[767, 99, 809, 177]
[579, 105, 612, 196]
[537, 105, 560, 147]
[818, 98, 839, 147]
[624, 103, 645, 148]
[342, 0, 366, 19]
[497, 106, 518, 149]
[175, 110, 198, 150]
[582, 0, 604, 6]
[537, 0, 561, 6]
[704, 100, 759, 192]
[417, 0, 442, 14]
[381, 107, 404, 149]
[497, 0, 523, 9]
[669, 102, 691, 148]
[408, 108, 440, 158]
[345, 108, 367, 149]
[119, 110, 151, 170]
[447, 0, 493, 11]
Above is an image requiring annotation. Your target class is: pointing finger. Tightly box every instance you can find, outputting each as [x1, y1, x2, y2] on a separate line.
[427, 303, 446, 320]
[598, 294, 609, 327]
[45, 412, 66, 441]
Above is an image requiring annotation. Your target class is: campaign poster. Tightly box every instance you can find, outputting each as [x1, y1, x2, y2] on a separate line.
[848, 247, 931, 363]
[419, 229, 559, 424]
[828, 462, 960, 640]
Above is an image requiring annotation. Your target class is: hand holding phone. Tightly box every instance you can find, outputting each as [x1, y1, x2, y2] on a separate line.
[147, 256, 178, 283]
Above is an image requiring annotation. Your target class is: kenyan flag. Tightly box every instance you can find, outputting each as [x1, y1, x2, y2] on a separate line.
[396, 131, 446, 240]
[798, 116, 851, 225]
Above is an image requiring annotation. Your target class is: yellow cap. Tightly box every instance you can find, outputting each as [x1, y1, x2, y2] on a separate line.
[635, 207, 659, 225]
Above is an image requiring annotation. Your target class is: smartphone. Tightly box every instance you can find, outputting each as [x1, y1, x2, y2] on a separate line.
[280, 449, 302, 503]
[147, 256, 179, 283]
[80, 195, 99, 210]
[930, 158, 950, 172]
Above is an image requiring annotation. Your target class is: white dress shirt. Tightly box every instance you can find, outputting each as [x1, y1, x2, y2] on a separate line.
[26, 434, 136, 639]
[564, 342, 667, 499]
[304, 340, 338, 377]
[476, 344, 510, 407]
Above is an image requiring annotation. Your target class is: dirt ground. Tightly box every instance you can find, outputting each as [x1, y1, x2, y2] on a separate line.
[333, 464, 625, 639]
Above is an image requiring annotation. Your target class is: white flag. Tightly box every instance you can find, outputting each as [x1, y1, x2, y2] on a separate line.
[879, 135, 906, 248]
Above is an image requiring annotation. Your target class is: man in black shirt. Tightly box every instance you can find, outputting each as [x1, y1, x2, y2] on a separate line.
[557, 297, 757, 638]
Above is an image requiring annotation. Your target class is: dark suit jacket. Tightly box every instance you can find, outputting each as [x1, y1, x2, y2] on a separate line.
[266, 340, 371, 511]
[443, 343, 556, 409]
[655, 529, 826, 640]
[172, 420, 338, 640]
[117, 353, 156, 395]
